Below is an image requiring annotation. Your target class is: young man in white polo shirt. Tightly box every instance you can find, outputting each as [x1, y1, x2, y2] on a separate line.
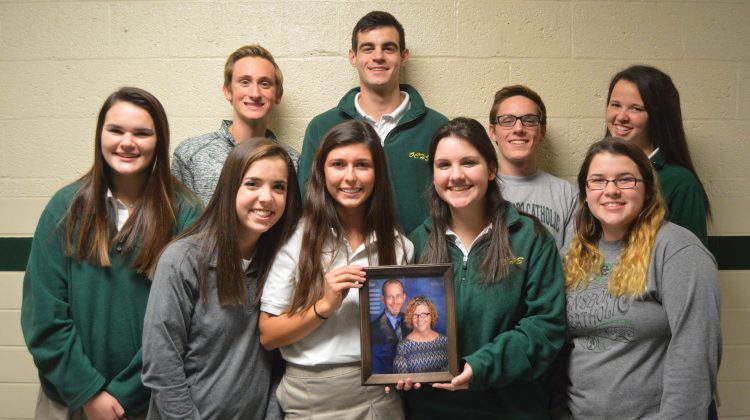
[297, 11, 447, 234]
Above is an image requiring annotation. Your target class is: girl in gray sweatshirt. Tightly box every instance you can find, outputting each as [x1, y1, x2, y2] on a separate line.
[142, 139, 302, 419]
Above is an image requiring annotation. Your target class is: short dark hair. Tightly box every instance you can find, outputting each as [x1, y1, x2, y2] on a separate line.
[489, 85, 547, 126]
[351, 11, 405, 52]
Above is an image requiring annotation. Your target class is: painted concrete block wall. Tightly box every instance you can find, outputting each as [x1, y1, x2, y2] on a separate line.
[1, 1, 748, 418]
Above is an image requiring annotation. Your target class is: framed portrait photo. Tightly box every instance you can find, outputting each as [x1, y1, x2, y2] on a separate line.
[359, 264, 459, 385]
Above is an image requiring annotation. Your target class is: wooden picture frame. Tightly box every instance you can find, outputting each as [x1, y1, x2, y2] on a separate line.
[359, 264, 459, 385]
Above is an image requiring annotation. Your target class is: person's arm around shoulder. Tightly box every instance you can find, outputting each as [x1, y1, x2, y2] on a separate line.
[141, 242, 201, 420]
[657, 227, 720, 418]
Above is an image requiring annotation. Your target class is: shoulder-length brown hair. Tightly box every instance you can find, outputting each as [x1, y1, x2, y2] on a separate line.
[565, 137, 666, 297]
[65, 87, 193, 277]
[289, 120, 400, 313]
[419, 117, 515, 286]
[179, 138, 302, 306]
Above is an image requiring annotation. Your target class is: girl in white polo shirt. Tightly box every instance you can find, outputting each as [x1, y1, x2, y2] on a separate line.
[259, 120, 413, 419]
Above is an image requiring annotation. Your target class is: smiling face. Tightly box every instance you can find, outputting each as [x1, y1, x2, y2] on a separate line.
[235, 156, 288, 257]
[585, 152, 646, 241]
[382, 281, 406, 317]
[349, 26, 409, 94]
[489, 95, 546, 176]
[223, 56, 281, 126]
[433, 136, 495, 216]
[606, 80, 651, 153]
[101, 101, 157, 185]
[324, 143, 375, 216]
[411, 303, 432, 334]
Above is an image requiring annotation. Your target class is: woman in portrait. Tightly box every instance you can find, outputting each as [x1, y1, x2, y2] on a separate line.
[393, 296, 449, 374]
[141, 139, 301, 419]
[605, 64, 710, 245]
[258, 120, 412, 419]
[21, 87, 201, 420]
[563, 137, 720, 418]
[405, 117, 566, 419]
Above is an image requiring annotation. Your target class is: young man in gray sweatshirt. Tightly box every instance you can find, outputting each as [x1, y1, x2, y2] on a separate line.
[172, 45, 299, 204]
[489, 85, 578, 251]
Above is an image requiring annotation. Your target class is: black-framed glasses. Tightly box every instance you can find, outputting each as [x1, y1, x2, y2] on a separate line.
[412, 312, 431, 319]
[586, 177, 642, 190]
[494, 114, 542, 128]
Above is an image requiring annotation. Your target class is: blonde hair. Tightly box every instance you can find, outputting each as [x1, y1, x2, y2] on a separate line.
[564, 138, 667, 297]
[404, 296, 438, 329]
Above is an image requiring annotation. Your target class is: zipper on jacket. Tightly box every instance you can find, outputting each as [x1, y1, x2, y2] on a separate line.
[461, 254, 468, 281]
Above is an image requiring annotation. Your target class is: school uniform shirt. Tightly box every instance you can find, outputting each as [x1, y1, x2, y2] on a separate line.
[260, 220, 413, 366]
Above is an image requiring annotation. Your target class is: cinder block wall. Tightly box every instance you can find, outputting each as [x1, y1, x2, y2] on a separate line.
[1, 1, 748, 418]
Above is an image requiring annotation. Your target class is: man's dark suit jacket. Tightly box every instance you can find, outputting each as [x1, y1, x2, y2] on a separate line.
[370, 312, 411, 374]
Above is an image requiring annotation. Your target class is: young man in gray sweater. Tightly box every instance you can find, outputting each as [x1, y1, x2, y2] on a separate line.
[489, 85, 578, 251]
[172, 45, 299, 204]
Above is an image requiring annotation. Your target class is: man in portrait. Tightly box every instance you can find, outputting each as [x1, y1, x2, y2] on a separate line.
[370, 279, 410, 374]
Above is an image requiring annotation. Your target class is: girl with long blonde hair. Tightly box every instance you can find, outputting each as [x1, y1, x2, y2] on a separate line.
[563, 137, 720, 419]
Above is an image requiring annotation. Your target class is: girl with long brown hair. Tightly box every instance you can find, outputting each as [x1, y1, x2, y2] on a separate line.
[258, 120, 412, 419]
[21, 87, 201, 419]
[142, 139, 301, 419]
[563, 137, 720, 418]
[605, 65, 710, 245]
[405, 117, 565, 419]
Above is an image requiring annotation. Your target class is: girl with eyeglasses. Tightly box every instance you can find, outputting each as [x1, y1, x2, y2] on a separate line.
[562, 137, 720, 419]
[258, 120, 412, 419]
[605, 65, 710, 245]
[141, 139, 301, 419]
[403, 117, 565, 419]
[21, 87, 202, 420]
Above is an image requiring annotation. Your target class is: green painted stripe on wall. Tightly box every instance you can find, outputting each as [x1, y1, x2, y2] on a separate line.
[0, 236, 748, 271]
[707, 236, 750, 271]
[0, 237, 33, 271]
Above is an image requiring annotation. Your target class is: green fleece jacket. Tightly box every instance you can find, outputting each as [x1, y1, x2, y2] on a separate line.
[298, 84, 448, 234]
[651, 150, 708, 245]
[21, 182, 201, 416]
[406, 205, 566, 420]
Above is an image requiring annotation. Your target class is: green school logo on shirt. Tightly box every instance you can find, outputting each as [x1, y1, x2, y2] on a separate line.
[505, 256, 524, 266]
[408, 151, 429, 161]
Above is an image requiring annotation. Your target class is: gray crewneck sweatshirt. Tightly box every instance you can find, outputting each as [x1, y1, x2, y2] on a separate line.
[565, 222, 721, 419]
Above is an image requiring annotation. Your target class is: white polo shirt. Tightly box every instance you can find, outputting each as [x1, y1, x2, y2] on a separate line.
[260, 220, 414, 366]
[354, 91, 410, 142]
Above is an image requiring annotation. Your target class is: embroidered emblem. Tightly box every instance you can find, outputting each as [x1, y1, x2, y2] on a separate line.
[505, 256, 524, 266]
[408, 151, 429, 161]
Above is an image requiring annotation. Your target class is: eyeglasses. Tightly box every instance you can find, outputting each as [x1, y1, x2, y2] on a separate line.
[586, 177, 642, 190]
[494, 114, 542, 128]
[412, 312, 431, 320]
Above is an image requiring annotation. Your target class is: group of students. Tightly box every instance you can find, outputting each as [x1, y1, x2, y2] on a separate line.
[20, 10, 720, 420]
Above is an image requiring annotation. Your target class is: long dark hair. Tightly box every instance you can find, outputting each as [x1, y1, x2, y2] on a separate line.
[179, 139, 302, 306]
[419, 117, 515, 285]
[289, 120, 400, 313]
[606, 64, 711, 216]
[65, 87, 194, 277]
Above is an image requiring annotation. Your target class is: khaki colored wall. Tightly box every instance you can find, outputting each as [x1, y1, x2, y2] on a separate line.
[1, 0, 748, 418]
